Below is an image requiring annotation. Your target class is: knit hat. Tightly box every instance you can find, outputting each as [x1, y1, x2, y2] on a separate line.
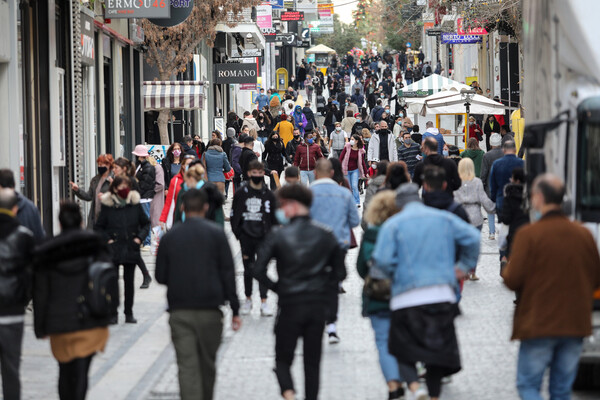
[226, 127, 236, 138]
[395, 183, 421, 209]
[490, 133, 502, 147]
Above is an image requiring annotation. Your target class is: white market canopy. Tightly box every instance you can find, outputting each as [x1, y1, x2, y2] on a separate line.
[305, 44, 336, 55]
[399, 74, 471, 97]
[143, 81, 207, 111]
[406, 87, 508, 115]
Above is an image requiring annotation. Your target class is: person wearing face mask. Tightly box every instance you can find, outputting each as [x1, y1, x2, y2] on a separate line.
[328, 122, 348, 160]
[502, 174, 600, 400]
[285, 128, 303, 164]
[397, 132, 420, 178]
[160, 156, 195, 230]
[498, 168, 527, 261]
[264, 131, 287, 190]
[467, 116, 483, 142]
[294, 132, 325, 186]
[367, 121, 398, 165]
[132, 145, 156, 248]
[230, 161, 278, 317]
[252, 184, 346, 400]
[273, 114, 295, 147]
[339, 134, 369, 207]
[95, 176, 150, 324]
[162, 143, 184, 194]
[324, 100, 342, 136]
[71, 154, 115, 228]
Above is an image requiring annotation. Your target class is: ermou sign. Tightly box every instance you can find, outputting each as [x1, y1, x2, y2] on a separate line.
[213, 63, 258, 84]
[106, 0, 195, 27]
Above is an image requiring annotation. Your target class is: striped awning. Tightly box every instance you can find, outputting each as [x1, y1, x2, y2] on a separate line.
[143, 81, 207, 111]
[398, 74, 471, 97]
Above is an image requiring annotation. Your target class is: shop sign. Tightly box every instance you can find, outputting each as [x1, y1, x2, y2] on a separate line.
[456, 18, 488, 35]
[105, 0, 170, 19]
[214, 63, 258, 84]
[426, 29, 442, 37]
[149, 0, 195, 27]
[80, 13, 95, 66]
[440, 33, 482, 44]
[296, 40, 310, 48]
[257, 4, 272, 29]
[281, 11, 304, 21]
[270, 0, 283, 9]
[240, 84, 257, 91]
[261, 27, 277, 36]
[231, 48, 263, 58]
[301, 28, 310, 40]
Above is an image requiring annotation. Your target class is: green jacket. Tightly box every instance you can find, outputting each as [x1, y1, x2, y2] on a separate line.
[460, 149, 485, 177]
[356, 225, 390, 316]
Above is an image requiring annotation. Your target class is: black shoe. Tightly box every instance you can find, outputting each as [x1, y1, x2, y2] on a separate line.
[125, 315, 137, 324]
[389, 388, 405, 400]
[339, 285, 346, 294]
[140, 275, 152, 289]
[109, 316, 118, 325]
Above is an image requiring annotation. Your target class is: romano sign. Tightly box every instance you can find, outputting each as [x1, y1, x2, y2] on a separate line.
[213, 63, 258, 84]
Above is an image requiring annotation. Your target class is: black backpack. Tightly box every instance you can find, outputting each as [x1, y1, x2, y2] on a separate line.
[81, 261, 119, 318]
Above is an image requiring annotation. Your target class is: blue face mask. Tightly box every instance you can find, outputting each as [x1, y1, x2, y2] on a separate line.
[307, 139, 314, 145]
[532, 210, 543, 222]
[275, 209, 290, 225]
[182, 212, 186, 222]
[442, 150, 449, 157]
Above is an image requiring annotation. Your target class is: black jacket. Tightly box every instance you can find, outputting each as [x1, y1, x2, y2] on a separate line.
[263, 139, 286, 171]
[135, 160, 156, 199]
[324, 106, 343, 126]
[33, 229, 111, 337]
[423, 191, 470, 223]
[94, 191, 150, 265]
[182, 142, 197, 157]
[16, 193, 45, 242]
[230, 182, 277, 239]
[161, 157, 181, 191]
[413, 154, 462, 194]
[240, 147, 258, 180]
[253, 216, 346, 306]
[500, 183, 529, 255]
[0, 213, 34, 316]
[285, 138, 302, 163]
[155, 218, 240, 316]
[303, 107, 318, 132]
[73, 173, 113, 228]
[222, 138, 235, 162]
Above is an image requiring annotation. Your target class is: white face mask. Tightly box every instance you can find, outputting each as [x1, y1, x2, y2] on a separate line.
[335, 127, 341, 131]
[350, 139, 356, 146]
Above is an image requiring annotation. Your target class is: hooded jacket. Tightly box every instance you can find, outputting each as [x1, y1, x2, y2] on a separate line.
[135, 160, 156, 199]
[412, 153, 462, 193]
[302, 106, 318, 132]
[0, 212, 34, 316]
[293, 106, 308, 133]
[241, 117, 260, 133]
[94, 190, 150, 264]
[202, 145, 231, 183]
[293, 142, 324, 171]
[230, 182, 277, 240]
[422, 127, 445, 154]
[423, 190, 470, 223]
[453, 178, 496, 227]
[33, 229, 111, 337]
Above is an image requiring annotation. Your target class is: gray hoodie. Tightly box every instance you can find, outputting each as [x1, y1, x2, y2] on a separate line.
[453, 177, 496, 227]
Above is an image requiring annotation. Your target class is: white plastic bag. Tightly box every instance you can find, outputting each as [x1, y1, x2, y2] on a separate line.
[150, 226, 164, 256]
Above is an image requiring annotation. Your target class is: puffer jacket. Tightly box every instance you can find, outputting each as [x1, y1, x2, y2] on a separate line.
[202, 146, 231, 183]
[94, 191, 150, 265]
[453, 178, 496, 227]
[135, 160, 156, 199]
[33, 229, 111, 337]
[293, 143, 324, 171]
[0, 213, 35, 316]
[253, 216, 347, 306]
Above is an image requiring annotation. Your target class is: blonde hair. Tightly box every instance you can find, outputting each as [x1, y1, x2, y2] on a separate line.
[458, 158, 475, 182]
[249, 129, 258, 140]
[361, 128, 371, 138]
[185, 164, 205, 182]
[147, 156, 157, 167]
[364, 191, 400, 226]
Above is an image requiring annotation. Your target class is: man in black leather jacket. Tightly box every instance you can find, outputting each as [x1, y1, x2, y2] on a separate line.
[253, 184, 346, 400]
[0, 188, 35, 400]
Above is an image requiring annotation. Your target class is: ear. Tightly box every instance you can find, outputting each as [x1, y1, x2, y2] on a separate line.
[442, 182, 448, 191]
[203, 203, 210, 214]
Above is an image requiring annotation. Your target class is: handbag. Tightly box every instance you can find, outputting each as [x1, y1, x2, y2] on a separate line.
[363, 263, 391, 302]
[349, 229, 358, 249]
[224, 168, 235, 180]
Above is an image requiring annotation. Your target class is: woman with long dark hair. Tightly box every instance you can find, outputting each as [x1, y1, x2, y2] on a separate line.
[263, 131, 286, 190]
[384, 162, 411, 190]
[339, 134, 369, 207]
[161, 142, 184, 192]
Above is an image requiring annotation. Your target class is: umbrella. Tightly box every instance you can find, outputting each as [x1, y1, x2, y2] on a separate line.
[305, 44, 337, 54]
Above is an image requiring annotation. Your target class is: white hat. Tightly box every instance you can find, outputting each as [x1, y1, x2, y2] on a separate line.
[490, 133, 502, 147]
[132, 145, 149, 157]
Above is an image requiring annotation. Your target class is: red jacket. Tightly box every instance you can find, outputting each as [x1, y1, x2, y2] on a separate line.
[293, 143, 324, 171]
[160, 173, 184, 223]
[468, 123, 483, 141]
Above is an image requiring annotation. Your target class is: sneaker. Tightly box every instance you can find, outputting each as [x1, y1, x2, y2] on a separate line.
[140, 245, 150, 252]
[328, 332, 340, 344]
[240, 299, 252, 315]
[411, 387, 429, 400]
[260, 302, 273, 317]
[140, 275, 152, 289]
[442, 376, 452, 384]
[469, 273, 480, 281]
[488, 234, 495, 240]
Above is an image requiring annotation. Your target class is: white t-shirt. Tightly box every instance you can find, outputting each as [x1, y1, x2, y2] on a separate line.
[253, 140, 265, 159]
[390, 284, 456, 311]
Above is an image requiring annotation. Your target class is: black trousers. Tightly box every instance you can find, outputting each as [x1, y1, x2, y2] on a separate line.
[239, 235, 268, 299]
[137, 254, 149, 278]
[58, 354, 94, 400]
[396, 362, 446, 398]
[0, 322, 24, 400]
[121, 263, 136, 316]
[275, 303, 326, 400]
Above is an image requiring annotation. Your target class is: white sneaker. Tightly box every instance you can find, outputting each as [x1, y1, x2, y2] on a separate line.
[411, 387, 429, 400]
[240, 299, 252, 315]
[260, 302, 273, 317]
[328, 332, 340, 344]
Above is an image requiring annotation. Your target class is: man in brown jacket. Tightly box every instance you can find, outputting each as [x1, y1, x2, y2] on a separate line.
[503, 174, 600, 400]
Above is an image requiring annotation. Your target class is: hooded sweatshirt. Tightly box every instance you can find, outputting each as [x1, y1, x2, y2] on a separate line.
[422, 127, 445, 154]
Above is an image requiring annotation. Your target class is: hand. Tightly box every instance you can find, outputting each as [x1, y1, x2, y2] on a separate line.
[133, 238, 142, 245]
[108, 239, 115, 244]
[107, 176, 113, 184]
[69, 181, 79, 192]
[270, 170, 276, 176]
[160, 222, 166, 231]
[455, 268, 467, 281]
[231, 316, 242, 331]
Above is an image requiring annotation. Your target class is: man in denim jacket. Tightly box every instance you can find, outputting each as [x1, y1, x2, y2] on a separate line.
[373, 183, 480, 400]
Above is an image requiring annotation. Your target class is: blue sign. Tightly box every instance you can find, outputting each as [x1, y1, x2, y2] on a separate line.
[270, 0, 284, 9]
[441, 33, 482, 44]
[406, 42, 412, 48]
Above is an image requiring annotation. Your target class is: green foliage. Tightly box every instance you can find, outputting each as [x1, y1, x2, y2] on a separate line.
[316, 14, 362, 55]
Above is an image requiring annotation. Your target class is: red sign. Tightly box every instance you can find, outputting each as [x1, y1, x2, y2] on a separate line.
[457, 18, 488, 35]
[240, 84, 257, 91]
[281, 11, 304, 21]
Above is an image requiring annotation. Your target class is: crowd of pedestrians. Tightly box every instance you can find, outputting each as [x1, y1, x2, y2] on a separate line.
[1, 54, 599, 400]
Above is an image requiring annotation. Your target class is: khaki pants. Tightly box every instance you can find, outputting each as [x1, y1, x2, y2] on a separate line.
[169, 309, 223, 400]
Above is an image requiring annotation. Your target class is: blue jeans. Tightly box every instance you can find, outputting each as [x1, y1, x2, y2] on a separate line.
[406, 79, 413, 85]
[517, 337, 583, 400]
[347, 169, 360, 205]
[369, 312, 401, 383]
[141, 202, 152, 246]
[258, 136, 267, 144]
[300, 170, 315, 186]
[488, 212, 496, 235]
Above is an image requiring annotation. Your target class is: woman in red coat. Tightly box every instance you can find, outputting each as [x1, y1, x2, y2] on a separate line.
[468, 116, 483, 142]
[159, 155, 195, 230]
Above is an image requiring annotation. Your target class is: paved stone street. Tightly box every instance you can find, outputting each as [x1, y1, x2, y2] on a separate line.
[5, 199, 600, 400]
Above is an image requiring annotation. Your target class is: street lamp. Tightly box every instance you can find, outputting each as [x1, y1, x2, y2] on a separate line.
[461, 88, 476, 142]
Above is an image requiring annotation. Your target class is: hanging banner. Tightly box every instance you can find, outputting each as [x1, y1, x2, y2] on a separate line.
[441, 33, 482, 44]
[80, 13, 95, 66]
[256, 4, 273, 29]
[214, 63, 259, 84]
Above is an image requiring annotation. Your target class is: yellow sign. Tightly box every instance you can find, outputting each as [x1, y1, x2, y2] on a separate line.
[465, 76, 478, 87]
